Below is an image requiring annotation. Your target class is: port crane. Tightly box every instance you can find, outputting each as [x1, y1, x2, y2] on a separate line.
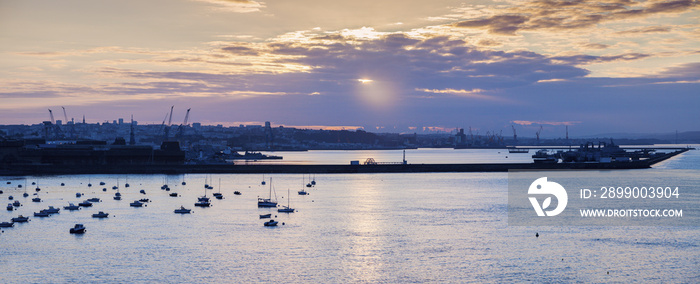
[535, 125, 543, 144]
[175, 108, 191, 143]
[46, 109, 64, 140]
[511, 125, 517, 142]
[61, 106, 75, 139]
[160, 106, 174, 141]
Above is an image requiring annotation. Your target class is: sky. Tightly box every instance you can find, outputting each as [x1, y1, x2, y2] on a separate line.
[1, 0, 699, 137]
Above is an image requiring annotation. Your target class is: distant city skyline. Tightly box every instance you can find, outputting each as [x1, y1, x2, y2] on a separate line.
[1, 0, 698, 136]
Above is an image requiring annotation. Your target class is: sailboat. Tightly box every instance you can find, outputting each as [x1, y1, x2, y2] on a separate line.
[124, 176, 130, 188]
[195, 184, 211, 207]
[213, 178, 223, 199]
[181, 175, 186, 185]
[261, 174, 266, 185]
[87, 177, 92, 187]
[257, 178, 277, 207]
[298, 175, 309, 195]
[278, 188, 294, 213]
[311, 174, 316, 186]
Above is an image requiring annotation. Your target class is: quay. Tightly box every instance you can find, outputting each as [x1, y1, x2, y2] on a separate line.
[0, 149, 690, 176]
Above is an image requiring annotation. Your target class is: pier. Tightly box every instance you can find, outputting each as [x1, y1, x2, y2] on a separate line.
[0, 149, 690, 175]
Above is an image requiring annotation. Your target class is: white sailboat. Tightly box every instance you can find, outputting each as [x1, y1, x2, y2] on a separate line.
[257, 177, 277, 207]
[278, 188, 294, 213]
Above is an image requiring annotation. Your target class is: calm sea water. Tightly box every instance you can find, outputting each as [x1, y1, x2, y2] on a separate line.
[1, 147, 698, 283]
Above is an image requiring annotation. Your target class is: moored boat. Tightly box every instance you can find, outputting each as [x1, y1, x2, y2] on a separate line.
[64, 203, 80, 210]
[174, 206, 191, 214]
[11, 215, 29, 223]
[69, 224, 86, 234]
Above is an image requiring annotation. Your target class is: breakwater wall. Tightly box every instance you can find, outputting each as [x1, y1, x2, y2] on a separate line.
[0, 149, 690, 175]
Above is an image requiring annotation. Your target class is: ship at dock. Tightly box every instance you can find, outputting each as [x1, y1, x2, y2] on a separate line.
[216, 148, 282, 161]
[532, 140, 659, 164]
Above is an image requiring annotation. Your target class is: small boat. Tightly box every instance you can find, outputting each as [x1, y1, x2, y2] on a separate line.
[87, 197, 100, 202]
[234, 191, 241, 195]
[112, 185, 118, 190]
[34, 211, 50, 217]
[44, 206, 60, 214]
[35, 187, 41, 192]
[194, 200, 211, 207]
[508, 148, 529, 153]
[64, 203, 80, 211]
[174, 206, 191, 214]
[259, 213, 272, 219]
[23, 192, 29, 197]
[76, 193, 82, 198]
[78, 200, 93, 207]
[6, 203, 13, 211]
[99, 181, 105, 185]
[113, 196, 122, 200]
[103, 188, 107, 191]
[298, 189, 308, 195]
[0, 222, 13, 228]
[264, 219, 278, 226]
[12, 215, 29, 223]
[213, 178, 223, 199]
[278, 206, 294, 213]
[124, 183, 130, 188]
[139, 189, 146, 194]
[92, 211, 109, 218]
[169, 192, 178, 197]
[9, 195, 13, 200]
[139, 198, 149, 202]
[278, 188, 295, 213]
[129, 200, 144, 207]
[257, 178, 277, 208]
[198, 196, 210, 202]
[69, 224, 86, 234]
[60, 183, 65, 186]
[32, 197, 41, 202]
[17, 184, 22, 188]
[12, 200, 20, 207]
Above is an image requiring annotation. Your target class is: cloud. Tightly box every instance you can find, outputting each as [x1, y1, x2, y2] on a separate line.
[614, 26, 673, 35]
[415, 88, 501, 101]
[192, 0, 265, 13]
[512, 120, 581, 126]
[451, 0, 700, 35]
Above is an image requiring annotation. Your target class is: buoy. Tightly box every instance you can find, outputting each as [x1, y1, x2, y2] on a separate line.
[535, 232, 539, 238]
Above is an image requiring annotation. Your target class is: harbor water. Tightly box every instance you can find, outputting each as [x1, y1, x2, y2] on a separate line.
[1, 148, 698, 282]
